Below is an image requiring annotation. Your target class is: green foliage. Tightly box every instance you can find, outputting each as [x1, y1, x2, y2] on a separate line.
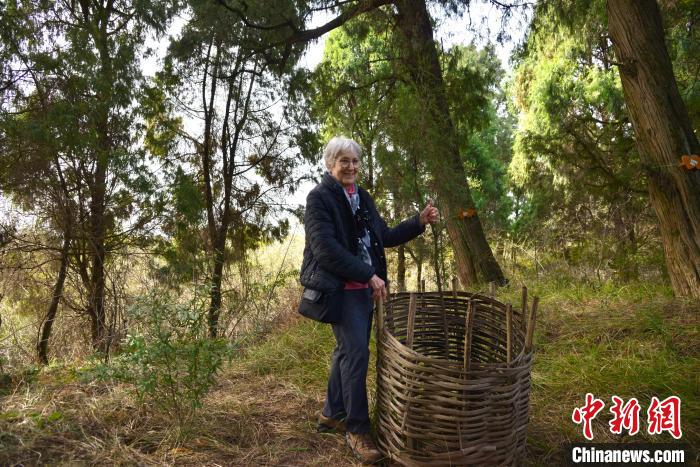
[154, 166, 208, 282]
[445, 44, 514, 230]
[505, 0, 698, 285]
[507, 0, 665, 282]
[27, 410, 63, 430]
[308, 17, 513, 286]
[657, 0, 700, 130]
[87, 292, 234, 425]
[148, 0, 300, 292]
[314, 20, 512, 220]
[0, 0, 180, 355]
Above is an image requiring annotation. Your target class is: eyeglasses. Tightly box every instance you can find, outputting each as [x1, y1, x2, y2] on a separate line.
[338, 158, 361, 168]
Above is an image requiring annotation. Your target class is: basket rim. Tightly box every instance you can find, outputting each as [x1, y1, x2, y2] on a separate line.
[380, 329, 533, 375]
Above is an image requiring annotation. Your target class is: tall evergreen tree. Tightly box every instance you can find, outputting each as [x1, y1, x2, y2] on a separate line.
[607, 0, 700, 298]
[0, 1, 175, 354]
[218, 0, 512, 285]
[509, 0, 651, 281]
[154, 1, 301, 337]
[310, 18, 510, 288]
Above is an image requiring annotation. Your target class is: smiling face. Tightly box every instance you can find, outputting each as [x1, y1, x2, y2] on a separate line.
[330, 150, 361, 188]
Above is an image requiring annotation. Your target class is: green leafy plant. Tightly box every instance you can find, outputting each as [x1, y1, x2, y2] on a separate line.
[92, 291, 234, 426]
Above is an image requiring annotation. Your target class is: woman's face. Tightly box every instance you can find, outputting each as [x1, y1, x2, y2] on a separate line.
[330, 150, 361, 187]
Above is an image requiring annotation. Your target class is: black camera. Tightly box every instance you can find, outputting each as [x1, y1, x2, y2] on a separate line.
[354, 209, 371, 235]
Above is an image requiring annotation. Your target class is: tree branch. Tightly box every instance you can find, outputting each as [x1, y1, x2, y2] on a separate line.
[216, 0, 394, 48]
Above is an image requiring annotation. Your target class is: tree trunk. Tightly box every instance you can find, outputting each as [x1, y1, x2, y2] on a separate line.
[88, 162, 108, 352]
[203, 49, 254, 337]
[84, 6, 113, 353]
[37, 231, 70, 365]
[363, 140, 374, 190]
[626, 224, 639, 281]
[607, 0, 700, 298]
[416, 259, 422, 291]
[612, 206, 639, 282]
[209, 245, 225, 338]
[431, 224, 444, 292]
[397, 244, 406, 292]
[394, 0, 505, 287]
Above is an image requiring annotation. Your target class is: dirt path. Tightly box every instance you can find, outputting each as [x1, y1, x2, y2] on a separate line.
[186, 367, 361, 466]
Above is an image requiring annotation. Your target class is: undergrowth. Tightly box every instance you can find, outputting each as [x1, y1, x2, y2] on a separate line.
[496, 278, 698, 462]
[240, 276, 699, 463]
[0, 275, 697, 465]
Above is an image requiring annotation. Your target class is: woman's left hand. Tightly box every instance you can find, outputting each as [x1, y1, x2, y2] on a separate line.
[419, 200, 439, 226]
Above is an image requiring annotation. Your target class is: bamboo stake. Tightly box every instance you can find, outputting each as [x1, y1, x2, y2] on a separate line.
[419, 280, 426, 343]
[489, 281, 496, 298]
[375, 298, 385, 340]
[452, 276, 458, 298]
[459, 297, 474, 453]
[521, 286, 528, 334]
[524, 296, 539, 353]
[442, 310, 450, 359]
[402, 294, 418, 451]
[506, 303, 513, 365]
[385, 283, 390, 333]
[406, 293, 417, 348]
[463, 301, 474, 374]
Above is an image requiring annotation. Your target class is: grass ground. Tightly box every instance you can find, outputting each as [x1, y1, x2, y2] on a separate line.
[0, 277, 698, 465]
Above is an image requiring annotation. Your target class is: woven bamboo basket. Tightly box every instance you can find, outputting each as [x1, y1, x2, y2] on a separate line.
[375, 287, 539, 466]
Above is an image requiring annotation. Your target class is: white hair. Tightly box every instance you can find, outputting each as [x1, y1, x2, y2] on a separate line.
[323, 136, 361, 170]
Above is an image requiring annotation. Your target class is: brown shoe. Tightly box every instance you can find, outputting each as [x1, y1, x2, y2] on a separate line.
[317, 412, 346, 433]
[345, 432, 383, 465]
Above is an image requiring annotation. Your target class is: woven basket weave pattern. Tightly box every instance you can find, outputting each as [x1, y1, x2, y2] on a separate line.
[376, 291, 534, 466]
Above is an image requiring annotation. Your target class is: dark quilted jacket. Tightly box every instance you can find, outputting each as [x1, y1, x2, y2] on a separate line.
[300, 172, 425, 291]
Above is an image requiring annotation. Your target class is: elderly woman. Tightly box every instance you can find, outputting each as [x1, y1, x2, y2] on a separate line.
[299, 136, 438, 464]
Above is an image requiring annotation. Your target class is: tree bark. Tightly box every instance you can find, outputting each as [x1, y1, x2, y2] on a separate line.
[612, 206, 639, 282]
[397, 244, 406, 292]
[394, 0, 505, 287]
[208, 237, 226, 337]
[607, 0, 700, 298]
[88, 161, 108, 352]
[37, 230, 71, 365]
[86, 7, 113, 353]
[416, 259, 422, 292]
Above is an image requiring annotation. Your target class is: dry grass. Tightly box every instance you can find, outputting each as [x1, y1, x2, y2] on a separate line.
[499, 280, 700, 464]
[1, 277, 698, 466]
[0, 346, 362, 466]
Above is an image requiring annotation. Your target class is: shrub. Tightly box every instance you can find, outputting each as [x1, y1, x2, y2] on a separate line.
[89, 291, 234, 426]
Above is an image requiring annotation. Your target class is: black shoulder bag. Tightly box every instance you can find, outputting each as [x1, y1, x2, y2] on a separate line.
[298, 258, 344, 324]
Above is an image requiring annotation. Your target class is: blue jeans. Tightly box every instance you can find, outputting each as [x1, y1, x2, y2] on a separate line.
[322, 288, 374, 433]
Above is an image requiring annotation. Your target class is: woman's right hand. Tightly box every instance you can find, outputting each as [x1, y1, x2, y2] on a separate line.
[369, 274, 387, 300]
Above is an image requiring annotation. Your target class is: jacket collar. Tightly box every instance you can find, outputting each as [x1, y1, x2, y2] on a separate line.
[323, 171, 373, 207]
[322, 171, 344, 194]
[323, 172, 364, 219]
[323, 171, 360, 203]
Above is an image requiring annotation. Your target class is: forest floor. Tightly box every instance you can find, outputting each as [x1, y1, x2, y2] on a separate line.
[1, 278, 698, 466]
[0, 315, 363, 466]
[0, 319, 360, 466]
